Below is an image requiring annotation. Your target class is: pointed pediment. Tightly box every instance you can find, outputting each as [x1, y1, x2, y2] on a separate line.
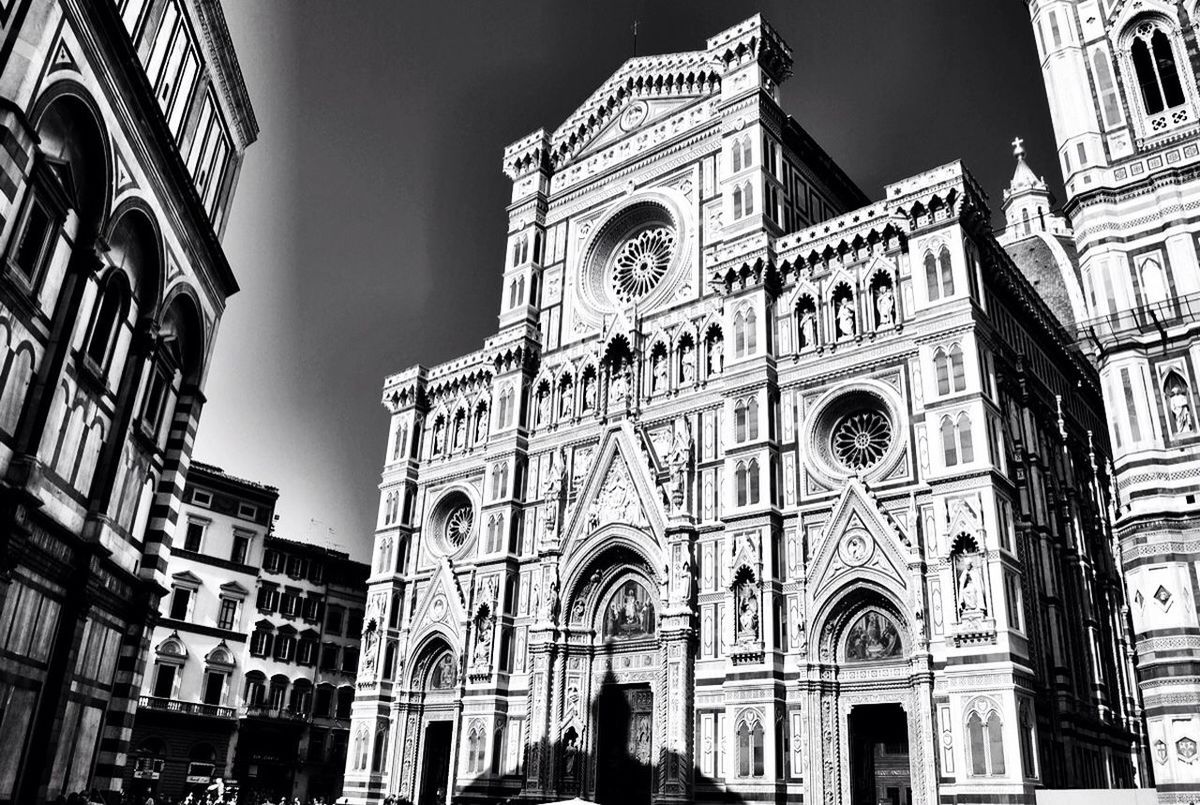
[50, 39, 78, 74]
[549, 50, 724, 169]
[219, 580, 249, 596]
[171, 570, 202, 587]
[809, 479, 911, 600]
[563, 421, 667, 553]
[410, 557, 468, 643]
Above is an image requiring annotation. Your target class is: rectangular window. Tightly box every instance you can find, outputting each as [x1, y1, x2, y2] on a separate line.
[298, 640, 317, 666]
[169, 588, 191, 621]
[191, 489, 212, 506]
[152, 664, 175, 699]
[320, 644, 339, 671]
[140, 365, 171, 439]
[238, 502, 259, 521]
[202, 671, 224, 706]
[326, 606, 344, 636]
[183, 521, 204, 552]
[120, 0, 149, 36]
[166, 49, 199, 136]
[217, 598, 238, 631]
[347, 610, 364, 639]
[231, 534, 250, 565]
[10, 199, 53, 282]
[262, 549, 281, 573]
[144, 1, 179, 77]
[341, 647, 359, 673]
[280, 593, 297, 617]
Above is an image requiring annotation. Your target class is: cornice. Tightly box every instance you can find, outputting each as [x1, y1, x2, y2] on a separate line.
[188, 0, 258, 147]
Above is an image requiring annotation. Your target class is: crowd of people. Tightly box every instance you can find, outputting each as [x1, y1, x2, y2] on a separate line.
[50, 792, 350, 805]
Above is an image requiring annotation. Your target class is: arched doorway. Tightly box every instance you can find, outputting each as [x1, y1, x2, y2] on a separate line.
[400, 639, 458, 805]
[808, 591, 935, 805]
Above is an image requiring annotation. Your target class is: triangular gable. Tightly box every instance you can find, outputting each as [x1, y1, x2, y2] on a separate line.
[808, 479, 912, 600]
[171, 570, 202, 586]
[219, 580, 249, 596]
[572, 95, 711, 163]
[409, 557, 468, 644]
[549, 50, 724, 169]
[562, 421, 667, 557]
[50, 39, 78, 74]
[114, 151, 137, 194]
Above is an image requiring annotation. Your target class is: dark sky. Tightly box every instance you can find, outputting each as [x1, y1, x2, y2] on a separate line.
[199, 2, 1062, 561]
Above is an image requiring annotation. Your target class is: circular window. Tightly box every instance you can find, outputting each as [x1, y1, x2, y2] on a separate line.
[808, 386, 901, 479]
[832, 409, 892, 470]
[445, 505, 474, 547]
[610, 227, 675, 305]
[428, 490, 476, 555]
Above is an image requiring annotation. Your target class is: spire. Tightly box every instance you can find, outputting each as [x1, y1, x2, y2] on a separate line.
[1000, 137, 1060, 242]
[1005, 135, 1046, 198]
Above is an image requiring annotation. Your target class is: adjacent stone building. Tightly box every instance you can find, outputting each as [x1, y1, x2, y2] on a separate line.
[0, 1, 254, 801]
[1024, 1, 1200, 801]
[345, 15, 1141, 805]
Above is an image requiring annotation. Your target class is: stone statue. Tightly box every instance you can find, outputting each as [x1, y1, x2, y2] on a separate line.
[875, 284, 894, 326]
[362, 619, 380, 675]
[560, 385, 573, 418]
[474, 407, 488, 442]
[836, 297, 855, 338]
[1169, 383, 1193, 432]
[800, 309, 817, 348]
[581, 373, 594, 412]
[453, 416, 464, 449]
[678, 556, 694, 603]
[708, 338, 724, 374]
[652, 352, 667, 392]
[666, 416, 693, 515]
[610, 364, 629, 404]
[957, 557, 984, 616]
[432, 420, 445, 455]
[737, 585, 760, 642]
[680, 342, 695, 383]
[542, 447, 567, 538]
[473, 614, 493, 666]
[536, 389, 549, 425]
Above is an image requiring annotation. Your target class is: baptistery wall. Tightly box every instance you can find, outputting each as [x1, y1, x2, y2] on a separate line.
[345, 14, 1143, 805]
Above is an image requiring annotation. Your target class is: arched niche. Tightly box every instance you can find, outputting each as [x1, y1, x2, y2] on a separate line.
[32, 85, 110, 231]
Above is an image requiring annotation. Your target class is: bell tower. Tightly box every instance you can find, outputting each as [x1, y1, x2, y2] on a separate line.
[1027, 1, 1200, 797]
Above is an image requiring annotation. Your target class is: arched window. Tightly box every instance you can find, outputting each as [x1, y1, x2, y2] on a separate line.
[742, 181, 754, 216]
[1131, 24, 1185, 115]
[86, 277, 128, 369]
[966, 701, 1007, 776]
[467, 722, 486, 773]
[516, 276, 526, 307]
[1093, 51, 1122, 127]
[733, 311, 747, 358]
[741, 137, 752, 168]
[732, 137, 743, 172]
[1138, 255, 1168, 304]
[949, 345, 966, 392]
[747, 397, 759, 440]
[1022, 208, 1031, 236]
[372, 728, 387, 773]
[925, 251, 940, 301]
[744, 308, 757, 354]
[747, 458, 760, 505]
[935, 349, 951, 395]
[354, 727, 369, 771]
[1019, 702, 1037, 778]
[735, 461, 749, 506]
[736, 714, 765, 777]
[734, 401, 747, 442]
[938, 246, 955, 297]
[941, 416, 958, 467]
[732, 184, 744, 219]
[957, 413, 975, 463]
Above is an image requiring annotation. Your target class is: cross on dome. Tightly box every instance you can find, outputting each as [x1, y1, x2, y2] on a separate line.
[1012, 136, 1025, 157]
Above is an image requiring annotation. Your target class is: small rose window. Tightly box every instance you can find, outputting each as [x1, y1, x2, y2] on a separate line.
[610, 227, 675, 305]
[832, 410, 892, 471]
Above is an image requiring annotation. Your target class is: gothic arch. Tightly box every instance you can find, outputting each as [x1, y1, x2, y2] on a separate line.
[561, 525, 665, 611]
[811, 580, 911, 665]
[405, 633, 460, 692]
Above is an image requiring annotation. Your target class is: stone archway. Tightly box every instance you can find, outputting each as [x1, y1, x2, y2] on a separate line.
[393, 637, 460, 805]
[806, 589, 936, 805]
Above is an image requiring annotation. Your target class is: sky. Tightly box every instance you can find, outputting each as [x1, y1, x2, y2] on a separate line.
[197, 1, 1063, 562]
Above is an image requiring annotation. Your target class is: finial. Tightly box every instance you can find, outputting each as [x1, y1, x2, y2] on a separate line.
[1012, 136, 1025, 158]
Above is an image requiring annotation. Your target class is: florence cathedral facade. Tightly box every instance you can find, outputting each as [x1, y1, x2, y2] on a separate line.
[346, 9, 1200, 805]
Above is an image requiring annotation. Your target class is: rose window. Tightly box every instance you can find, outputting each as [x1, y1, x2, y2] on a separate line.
[610, 227, 675, 305]
[832, 410, 892, 471]
[445, 505, 474, 547]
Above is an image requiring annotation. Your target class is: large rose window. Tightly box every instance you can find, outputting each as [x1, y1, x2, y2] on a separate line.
[610, 227, 675, 305]
[832, 410, 892, 471]
[444, 505, 474, 547]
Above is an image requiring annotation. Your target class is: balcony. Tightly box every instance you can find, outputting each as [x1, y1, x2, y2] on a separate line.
[243, 704, 309, 722]
[138, 695, 236, 720]
[1076, 291, 1200, 352]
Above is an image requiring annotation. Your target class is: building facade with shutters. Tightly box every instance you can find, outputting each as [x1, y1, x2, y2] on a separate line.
[0, 1, 254, 802]
[126, 462, 277, 801]
[345, 15, 1143, 805]
[1024, 1, 1200, 801]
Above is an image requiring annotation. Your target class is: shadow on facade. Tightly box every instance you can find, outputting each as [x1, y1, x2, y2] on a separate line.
[443, 666, 748, 805]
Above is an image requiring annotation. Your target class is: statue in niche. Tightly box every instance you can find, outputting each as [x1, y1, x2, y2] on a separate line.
[678, 555, 694, 603]
[429, 653, 456, 689]
[560, 383, 574, 418]
[736, 582, 760, 642]
[542, 447, 567, 536]
[581, 373, 595, 412]
[562, 726, 580, 782]
[875, 283, 895, 326]
[529, 581, 540, 618]
[836, 297, 855, 338]
[666, 416, 693, 515]
[473, 611, 493, 666]
[536, 388, 549, 425]
[799, 308, 817, 348]
[680, 341, 695, 383]
[845, 610, 901, 661]
[432, 420, 445, 455]
[1168, 380, 1193, 433]
[474, 407, 488, 442]
[956, 556, 985, 617]
[362, 618, 380, 674]
[453, 416, 464, 450]
[652, 352, 667, 392]
[604, 580, 655, 638]
[707, 337, 724, 374]
[541, 567, 560, 622]
[610, 364, 630, 404]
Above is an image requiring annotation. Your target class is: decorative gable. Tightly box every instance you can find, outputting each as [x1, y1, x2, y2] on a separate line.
[410, 556, 469, 645]
[808, 479, 912, 602]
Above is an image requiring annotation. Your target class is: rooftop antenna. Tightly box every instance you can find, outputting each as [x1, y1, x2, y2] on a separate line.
[632, 19, 639, 57]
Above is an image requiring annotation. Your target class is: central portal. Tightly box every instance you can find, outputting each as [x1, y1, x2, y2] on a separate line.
[595, 683, 653, 805]
[418, 721, 452, 805]
[848, 703, 910, 805]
